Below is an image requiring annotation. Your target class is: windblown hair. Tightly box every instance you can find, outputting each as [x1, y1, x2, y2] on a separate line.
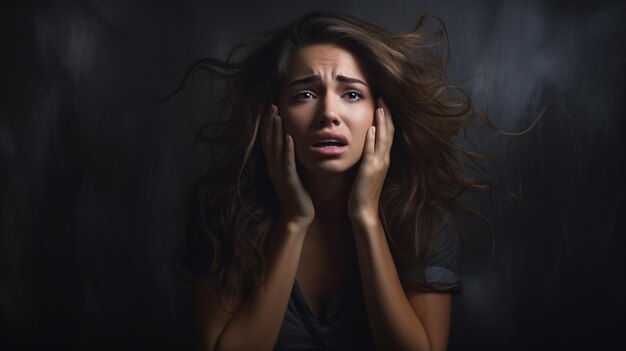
[181, 11, 496, 309]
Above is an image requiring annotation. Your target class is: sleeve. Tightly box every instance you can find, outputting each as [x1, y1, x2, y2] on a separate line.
[179, 186, 213, 276]
[411, 223, 462, 293]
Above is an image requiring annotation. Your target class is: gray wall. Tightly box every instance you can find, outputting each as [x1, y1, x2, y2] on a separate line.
[2, 0, 624, 349]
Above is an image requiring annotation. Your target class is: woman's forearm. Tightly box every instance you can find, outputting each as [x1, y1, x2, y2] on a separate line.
[351, 215, 432, 351]
[214, 219, 308, 351]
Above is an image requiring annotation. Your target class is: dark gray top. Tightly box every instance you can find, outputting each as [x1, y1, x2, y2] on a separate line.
[180, 198, 461, 350]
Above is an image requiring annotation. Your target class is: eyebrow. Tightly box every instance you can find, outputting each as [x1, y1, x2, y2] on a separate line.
[287, 74, 368, 87]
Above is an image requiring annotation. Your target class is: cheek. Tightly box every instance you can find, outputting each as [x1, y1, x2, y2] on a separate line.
[280, 115, 309, 151]
[281, 117, 300, 137]
[280, 106, 311, 136]
[352, 112, 374, 155]
[352, 110, 375, 152]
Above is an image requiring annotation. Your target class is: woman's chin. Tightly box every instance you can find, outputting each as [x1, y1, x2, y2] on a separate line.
[298, 159, 360, 176]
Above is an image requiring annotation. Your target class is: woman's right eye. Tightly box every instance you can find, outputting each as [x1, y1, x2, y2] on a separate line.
[293, 91, 315, 100]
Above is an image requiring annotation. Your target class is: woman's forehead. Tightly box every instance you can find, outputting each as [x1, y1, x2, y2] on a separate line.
[285, 43, 368, 82]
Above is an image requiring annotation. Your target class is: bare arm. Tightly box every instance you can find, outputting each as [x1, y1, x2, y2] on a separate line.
[348, 98, 452, 350]
[192, 219, 308, 351]
[193, 106, 315, 351]
[352, 218, 452, 351]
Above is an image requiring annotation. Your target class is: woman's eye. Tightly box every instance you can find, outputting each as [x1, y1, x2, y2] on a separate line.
[293, 91, 315, 100]
[344, 91, 363, 101]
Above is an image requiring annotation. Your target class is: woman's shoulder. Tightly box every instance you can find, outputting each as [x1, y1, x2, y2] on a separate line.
[428, 222, 461, 270]
[420, 222, 462, 293]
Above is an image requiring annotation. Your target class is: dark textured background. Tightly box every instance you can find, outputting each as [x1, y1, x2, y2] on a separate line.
[1, 0, 624, 350]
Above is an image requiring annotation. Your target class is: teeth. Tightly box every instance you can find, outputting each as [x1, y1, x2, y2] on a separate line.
[313, 140, 345, 147]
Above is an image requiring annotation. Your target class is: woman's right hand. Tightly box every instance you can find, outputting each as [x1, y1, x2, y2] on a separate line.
[261, 105, 315, 228]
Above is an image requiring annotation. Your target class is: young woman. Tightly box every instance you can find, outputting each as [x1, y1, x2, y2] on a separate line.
[180, 11, 489, 351]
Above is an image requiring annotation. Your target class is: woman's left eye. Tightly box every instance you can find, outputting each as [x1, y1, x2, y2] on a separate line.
[344, 90, 364, 101]
[293, 91, 315, 100]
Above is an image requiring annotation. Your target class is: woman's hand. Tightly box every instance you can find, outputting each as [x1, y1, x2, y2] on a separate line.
[262, 105, 315, 227]
[348, 98, 395, 224]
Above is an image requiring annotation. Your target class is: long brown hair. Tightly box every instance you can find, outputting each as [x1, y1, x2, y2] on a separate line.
[181, 11, 497, 309]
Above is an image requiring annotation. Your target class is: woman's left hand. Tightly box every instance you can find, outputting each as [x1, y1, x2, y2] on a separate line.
[348, 97, 395, 224]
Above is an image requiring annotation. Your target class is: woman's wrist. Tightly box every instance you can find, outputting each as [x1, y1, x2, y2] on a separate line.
[277, 216, 313, 235]
[348, 208, 381, 229]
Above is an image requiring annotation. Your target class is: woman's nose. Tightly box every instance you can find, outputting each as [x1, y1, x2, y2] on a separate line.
[316, 95, 341, 127]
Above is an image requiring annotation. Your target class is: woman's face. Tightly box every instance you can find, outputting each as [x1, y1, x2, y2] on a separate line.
[277, 43, 376, 175]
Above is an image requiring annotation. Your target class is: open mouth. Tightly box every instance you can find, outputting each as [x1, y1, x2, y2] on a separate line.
[310, 140, 348, 155]
[312, 140, 347, 148]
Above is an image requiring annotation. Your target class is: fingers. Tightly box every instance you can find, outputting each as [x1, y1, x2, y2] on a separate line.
[262, 105, 277, 161]
[362, 125, 376, 165]
[284, 134, 298, 177]
[262, 105, 297, 182]
[273, 114, 284, 166]
[380, 98, 395, 150]
[375, 104, 386, 157]
[375, 97, 394, 161]
[262, 105, 285, 175]
[284, 134, 292, 163]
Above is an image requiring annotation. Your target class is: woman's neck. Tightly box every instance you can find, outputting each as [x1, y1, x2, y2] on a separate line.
[299, 165, 356, 226]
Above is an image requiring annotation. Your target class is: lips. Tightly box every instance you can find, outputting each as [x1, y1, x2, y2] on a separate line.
[310, 131, 348, 155]
[310, 132, 348, 147]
